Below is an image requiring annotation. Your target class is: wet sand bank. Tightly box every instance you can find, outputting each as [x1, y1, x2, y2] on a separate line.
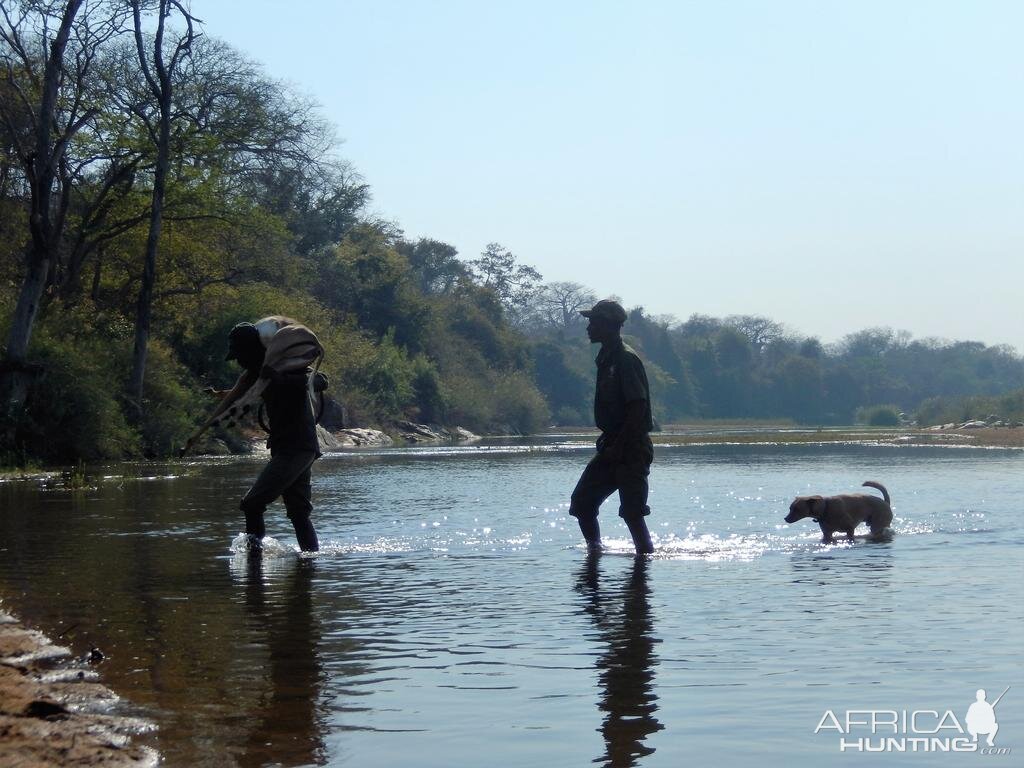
[0, 609, 156, 767]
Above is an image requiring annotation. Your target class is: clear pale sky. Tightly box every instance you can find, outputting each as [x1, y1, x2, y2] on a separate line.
[197, 1, 1023, 351]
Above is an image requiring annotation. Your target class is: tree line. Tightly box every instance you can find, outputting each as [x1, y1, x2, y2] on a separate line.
[1, 1, 1021, 465]
[520, 304, 1023, 427]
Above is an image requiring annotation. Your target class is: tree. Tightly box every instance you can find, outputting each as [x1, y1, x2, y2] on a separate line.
[530, 340, 590, 422]
[725, 314, 784, 353]
[799, 337, 823, 359]
[397, 237, 467, 295]
[260, 162, 368, 256]
[119, 14, 346, 418]
[0, 0, 125, 440]
[675, 313, 724, 340]
[180, 37, 364, 255]
[314, 224, 431, 351]
[773, 355, 824, 421]
[468, 242, 542, 325]
[835, 327, 896, 358]
[125, 0, 197, 418]
[531, 281, 596, 332]
[625, 307, 698, 419]
[89, 32, 350, 309]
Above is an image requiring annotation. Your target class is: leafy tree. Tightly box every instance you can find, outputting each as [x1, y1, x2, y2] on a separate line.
[799, 337, 823, 359]
[725, 314, 784, 352]
[530, 280, 595, 333]
[773, 355, 824, 421]
[531, 340, 590, 422]
[125, 0, 199, 417]
[468, 242, 542, 325]
[397, 237, 466, 295]
[313, 224, 430, 351]
[625, 308, 697, 419]
[0, 0, 127, 441]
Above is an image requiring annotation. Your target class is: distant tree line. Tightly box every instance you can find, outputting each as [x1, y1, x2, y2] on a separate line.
[518, 301, 1024, 427]
[1, 1, 1021, 465]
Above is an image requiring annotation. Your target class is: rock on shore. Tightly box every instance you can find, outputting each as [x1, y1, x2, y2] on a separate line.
[318, 426, 393, 449]
[926, 417, 1024, 431]
[393, 421, 480, 444]
[317, 422, 481, 451]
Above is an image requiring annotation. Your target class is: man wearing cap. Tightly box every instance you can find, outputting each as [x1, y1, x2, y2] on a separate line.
[197, 322, 321, 552]
[570, 300, 655, 554]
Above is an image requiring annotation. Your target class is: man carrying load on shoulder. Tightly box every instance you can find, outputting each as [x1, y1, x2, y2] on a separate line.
[570, 300, 656, 555]
[184, 316, 323, 553]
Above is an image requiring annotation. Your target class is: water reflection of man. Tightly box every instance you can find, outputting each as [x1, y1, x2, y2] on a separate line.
[576, 554, 663, 767]
[239, 558, 325, 767]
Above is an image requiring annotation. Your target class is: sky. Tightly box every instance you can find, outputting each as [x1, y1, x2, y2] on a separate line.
[196, 1, 1023, 351]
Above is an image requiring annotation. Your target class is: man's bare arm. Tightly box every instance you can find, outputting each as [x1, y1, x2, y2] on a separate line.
[181, 369, 259, 455]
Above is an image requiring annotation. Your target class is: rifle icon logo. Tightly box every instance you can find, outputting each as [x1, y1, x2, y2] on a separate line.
[966, 686, 1009, 748]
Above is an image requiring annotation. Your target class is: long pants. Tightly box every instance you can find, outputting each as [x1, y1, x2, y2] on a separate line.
[239, 449, 319, 552]
[569, 436, 654, 523]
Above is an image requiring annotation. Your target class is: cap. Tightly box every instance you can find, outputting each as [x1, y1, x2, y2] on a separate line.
[580, 299, 627, 326]
[225, 322, 261, 361]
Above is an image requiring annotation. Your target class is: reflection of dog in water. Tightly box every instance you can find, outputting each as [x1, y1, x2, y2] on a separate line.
[785, 481, 893, 543]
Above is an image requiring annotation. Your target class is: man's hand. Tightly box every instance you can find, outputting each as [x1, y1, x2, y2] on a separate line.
[602, 439, 624, 465]
[179, 434, 199, 458]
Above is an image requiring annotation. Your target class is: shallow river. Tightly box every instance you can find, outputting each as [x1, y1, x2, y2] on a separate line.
[0, 436, 1022, 767]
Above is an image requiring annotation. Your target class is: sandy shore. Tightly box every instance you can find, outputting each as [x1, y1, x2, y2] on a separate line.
[0, 610, 156, 767]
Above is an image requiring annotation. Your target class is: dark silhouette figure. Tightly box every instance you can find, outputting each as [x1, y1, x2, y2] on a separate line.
[194, 320, 321, 552]
[576, 554, 663, 766]
[570, 300, 655, 554]
[240, 557, 326, 767]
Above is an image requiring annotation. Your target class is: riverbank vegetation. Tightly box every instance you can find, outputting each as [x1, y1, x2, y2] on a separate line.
[2, 1, 1022, 466]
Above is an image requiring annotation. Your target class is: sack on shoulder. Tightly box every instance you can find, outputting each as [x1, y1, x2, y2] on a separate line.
[224, 316, 328, 428]
[255, 316, 324, 375]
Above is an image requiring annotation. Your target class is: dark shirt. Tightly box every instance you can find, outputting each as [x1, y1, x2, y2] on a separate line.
[261, 371, 320, 454]
[594, 339, 653, 434]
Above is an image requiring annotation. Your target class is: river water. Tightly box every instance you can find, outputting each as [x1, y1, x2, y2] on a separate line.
[0, 436, 1021, 767]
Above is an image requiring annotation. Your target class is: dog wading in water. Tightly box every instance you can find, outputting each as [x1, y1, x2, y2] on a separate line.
[785, 480, 894, 543]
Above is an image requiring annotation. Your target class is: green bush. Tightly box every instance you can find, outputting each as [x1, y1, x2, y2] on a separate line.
[491, 371, 551, 434]
[855, 404, 901, 427]
[916, 396, 969, 426]
[411, 355, 448, 424]
[554, 406, 586, 426]
[22, 333, 140, 463]
[139, 340, 205, 457]
[355, 329, 416, 418]
[443, 373, 495, 431]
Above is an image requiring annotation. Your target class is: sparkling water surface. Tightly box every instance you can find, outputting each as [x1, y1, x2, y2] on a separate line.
[0, 437, 1021, 766]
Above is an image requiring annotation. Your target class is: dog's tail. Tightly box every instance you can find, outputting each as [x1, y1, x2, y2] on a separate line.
[862, 480, 890, 504]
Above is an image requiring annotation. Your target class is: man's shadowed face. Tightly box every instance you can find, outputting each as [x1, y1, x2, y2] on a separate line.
[226, 324, 266, 373]
[586, 316, 620, 345]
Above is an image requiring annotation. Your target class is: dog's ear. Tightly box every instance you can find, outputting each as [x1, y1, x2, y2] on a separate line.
[810, 496, 826, 518]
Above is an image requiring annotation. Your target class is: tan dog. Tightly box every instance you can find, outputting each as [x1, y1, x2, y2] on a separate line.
[785, 481, 893, 543]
